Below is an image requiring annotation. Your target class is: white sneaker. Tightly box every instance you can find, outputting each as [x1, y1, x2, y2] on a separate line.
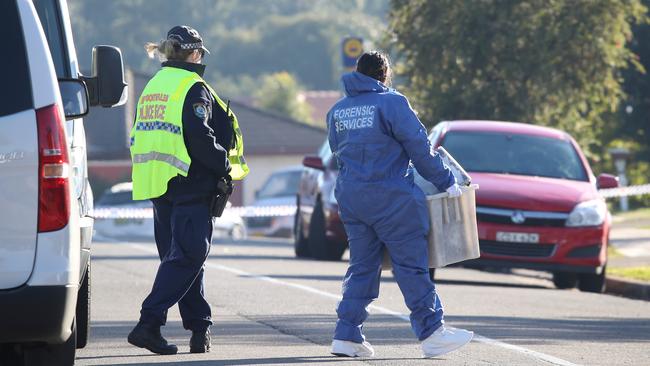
[331, 339, 375, 357]
[421, 326, 473, 358]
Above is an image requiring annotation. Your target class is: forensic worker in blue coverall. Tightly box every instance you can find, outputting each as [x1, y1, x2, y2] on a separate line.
[327, 51, 474, 359]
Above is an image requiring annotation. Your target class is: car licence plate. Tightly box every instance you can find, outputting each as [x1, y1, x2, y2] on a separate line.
[496, 231, 540, 243]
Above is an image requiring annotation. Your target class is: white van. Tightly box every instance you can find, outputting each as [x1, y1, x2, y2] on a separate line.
[0, 0, 126, 364]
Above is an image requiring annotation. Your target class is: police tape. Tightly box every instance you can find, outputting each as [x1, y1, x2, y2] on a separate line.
[599, 184, 650, 199]
[92, 185, 650, 220]
[93, 207, 153, 219]
[92, 205, 298, 220]
[230, 205, 297, 217]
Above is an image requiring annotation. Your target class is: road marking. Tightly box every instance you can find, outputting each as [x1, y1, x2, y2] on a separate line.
[128, 242, 578, 366]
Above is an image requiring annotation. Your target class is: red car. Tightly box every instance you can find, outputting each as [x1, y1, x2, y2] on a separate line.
[296, 121, 618, 292]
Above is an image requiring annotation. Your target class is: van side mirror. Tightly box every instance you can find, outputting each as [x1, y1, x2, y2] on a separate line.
[597, 174, 619, 189]
[83, 45, 127, 108]
[58, 79, 89, 119]
[303, 156, 325, 171]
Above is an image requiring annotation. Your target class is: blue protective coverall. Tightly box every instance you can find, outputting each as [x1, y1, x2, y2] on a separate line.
[327, 72, 456, 343]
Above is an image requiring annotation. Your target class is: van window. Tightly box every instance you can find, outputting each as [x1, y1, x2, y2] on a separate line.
[33, 0, 69, 78]
[0, 0, 33, 117]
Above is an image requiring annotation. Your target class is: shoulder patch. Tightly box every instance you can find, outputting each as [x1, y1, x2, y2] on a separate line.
[193, 103, 208, 119]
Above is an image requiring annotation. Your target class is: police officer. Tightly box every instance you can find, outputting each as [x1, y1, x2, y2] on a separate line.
[327, 51, 473, 358]
[127, 25, 248, 355]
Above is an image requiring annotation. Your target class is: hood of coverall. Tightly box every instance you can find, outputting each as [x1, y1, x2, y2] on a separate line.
[330, 71, 454, 189]
[341, 72, 390, 97]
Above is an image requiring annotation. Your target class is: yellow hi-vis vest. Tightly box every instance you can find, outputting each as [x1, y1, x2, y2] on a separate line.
[130, 67, 249, 200]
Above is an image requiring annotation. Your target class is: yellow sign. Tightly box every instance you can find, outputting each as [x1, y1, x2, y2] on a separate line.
[343, 38, 363, 58]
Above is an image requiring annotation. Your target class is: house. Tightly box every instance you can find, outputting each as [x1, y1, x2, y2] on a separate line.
[298, 90, 342, 127]
[85, 70, 327, 206]
[227, 100, 326, 205]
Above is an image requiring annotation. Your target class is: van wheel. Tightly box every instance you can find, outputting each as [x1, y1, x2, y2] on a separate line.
[578, 267, 606, 293]
[552, 272, 577, 289]
[24, 319, 76, 366]
[308, 199, 346, 261]
[76, 259, 91, 349]
[294, 209, 310, 258]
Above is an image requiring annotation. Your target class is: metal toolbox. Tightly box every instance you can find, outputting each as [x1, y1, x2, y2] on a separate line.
[383, 184, 480, 269]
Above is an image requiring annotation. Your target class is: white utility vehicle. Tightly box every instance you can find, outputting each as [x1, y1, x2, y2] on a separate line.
[0, 0, 126, 364]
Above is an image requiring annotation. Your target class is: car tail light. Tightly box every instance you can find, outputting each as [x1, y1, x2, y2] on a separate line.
[37, 104, 70, 232]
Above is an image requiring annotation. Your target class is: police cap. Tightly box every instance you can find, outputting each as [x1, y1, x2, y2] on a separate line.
[167, 25, 210, 54]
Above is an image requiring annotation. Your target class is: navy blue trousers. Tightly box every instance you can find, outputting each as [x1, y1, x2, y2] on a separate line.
[139, 194, 213, 332]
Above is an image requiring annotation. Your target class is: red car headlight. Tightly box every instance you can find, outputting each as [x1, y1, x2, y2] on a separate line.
[566, 199, 607, 227]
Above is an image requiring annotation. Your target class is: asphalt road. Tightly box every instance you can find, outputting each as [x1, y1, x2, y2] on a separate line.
[77, 235, 650, 366]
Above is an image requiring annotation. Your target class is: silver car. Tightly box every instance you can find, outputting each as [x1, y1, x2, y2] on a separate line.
[94, 182, 247, 241]
[246, 166, 303, 237]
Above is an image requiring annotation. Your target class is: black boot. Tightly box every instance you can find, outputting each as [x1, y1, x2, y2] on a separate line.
[190, 329, 211, 353]
[127, 322, 178, 355]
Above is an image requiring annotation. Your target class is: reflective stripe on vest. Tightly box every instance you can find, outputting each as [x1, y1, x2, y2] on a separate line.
[132, 152, 190, 173]
[135, 121, 181, 134]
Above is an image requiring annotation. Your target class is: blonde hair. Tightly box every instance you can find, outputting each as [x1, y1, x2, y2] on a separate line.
[144, 38, 194, 61]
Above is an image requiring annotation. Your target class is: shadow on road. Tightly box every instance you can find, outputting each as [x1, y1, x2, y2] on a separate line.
[77, 353, 160, 361]
[444, 315, 650, 344]
[93, 254, 299, 261]
[83, 311, 650, 350]
[91, 357, 350, 365]
[93, 255, 159, 261]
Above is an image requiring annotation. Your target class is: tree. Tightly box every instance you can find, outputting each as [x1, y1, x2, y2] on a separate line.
[68, 0, 389, 91]
[253, 72, 314, 124]
[608, 6, 650, 206]
[620, 1, 650, 163]
[388, 0, 647, 159]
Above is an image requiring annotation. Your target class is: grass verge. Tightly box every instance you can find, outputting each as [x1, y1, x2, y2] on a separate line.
[613, 207, 650, 220]
[608, 245, 623, 258]
[609, 266, 650, 282]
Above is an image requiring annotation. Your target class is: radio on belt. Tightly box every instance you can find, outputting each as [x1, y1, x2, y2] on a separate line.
[210, 177, 233, 218]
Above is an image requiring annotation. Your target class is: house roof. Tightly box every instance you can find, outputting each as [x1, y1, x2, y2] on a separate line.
[299, 90, 342, 128]
[230, 100, 327, 155]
